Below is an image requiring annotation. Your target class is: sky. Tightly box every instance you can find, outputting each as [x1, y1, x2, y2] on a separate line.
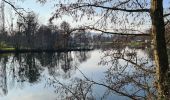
[3, 0, 99, 30]
[2, 0, 170, 32]
[14, 0, 55, 25]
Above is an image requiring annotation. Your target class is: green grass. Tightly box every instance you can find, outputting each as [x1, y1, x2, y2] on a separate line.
[113, 41, 145, 47]
[0, 47, 15, 51]
[128, 41, 144, 47]
[0, 42, 15, 51]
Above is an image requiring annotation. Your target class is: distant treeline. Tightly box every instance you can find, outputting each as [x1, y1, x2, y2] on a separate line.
[0, 12, 155, 50]
[0, 12, 113, 50]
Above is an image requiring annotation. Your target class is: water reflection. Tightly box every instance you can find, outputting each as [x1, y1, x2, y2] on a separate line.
[0, 46, 159, 100]
[0, 57, 8, 96]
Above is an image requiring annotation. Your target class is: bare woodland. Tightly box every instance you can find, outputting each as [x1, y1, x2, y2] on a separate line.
[0, 0, 170, 99]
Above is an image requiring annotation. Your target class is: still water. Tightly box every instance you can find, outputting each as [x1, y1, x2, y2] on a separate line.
[0, 47, 155, 100]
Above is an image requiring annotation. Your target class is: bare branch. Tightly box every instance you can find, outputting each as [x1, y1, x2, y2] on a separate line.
[52, 75, 80, 99]
[121, 57, 155, 74]
[75, 66, 139, 100]
[72, 4, 150, 13]
[164, 20, 170, 26]
[166, 38, 170, 44]
[135, 0, 143, 8]
[69, 26, 150, 36]
[2, 0, 27, 21]
[164, 13, 170, 18]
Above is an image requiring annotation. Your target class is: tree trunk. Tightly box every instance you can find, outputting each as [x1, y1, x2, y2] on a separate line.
[151, 0, 169, 99]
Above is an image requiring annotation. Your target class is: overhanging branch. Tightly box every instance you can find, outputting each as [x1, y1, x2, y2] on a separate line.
[72, 4, 150, 13]
[164, 13, 170, 18]
[2, 0, 27, 21]
[69, 27, 150, 36]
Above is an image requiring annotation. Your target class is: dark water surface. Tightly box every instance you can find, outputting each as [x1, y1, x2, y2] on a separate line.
[0, 47, 155, 100]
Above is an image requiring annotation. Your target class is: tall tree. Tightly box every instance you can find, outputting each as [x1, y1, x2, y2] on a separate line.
[3, 0, 170, 98]
[0, 0, 5, 33]
[60, 21, 71, 48]
[150, 0, 169, 99]
[16, 12, 39, 48]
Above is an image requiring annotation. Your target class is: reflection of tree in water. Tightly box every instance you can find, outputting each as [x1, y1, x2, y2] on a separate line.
[35, 53, 56, 67]
[0, 50, 91, 97]
[15, 53, 43, 83]
[15, 51, 90, 81]
[36, 51, 90, 79]
[0, 56, 8, 96]
[38, 52, 75, 79]
[74, 51, 91, 63]
[47, 47, 158, 100]
[48, 51, 91, 79]
[34, 52, 59, 76]
[60, 52, 73, 73]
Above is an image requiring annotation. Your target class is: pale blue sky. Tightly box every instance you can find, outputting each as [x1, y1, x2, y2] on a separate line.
[16, 0, 55, 24]
[164, 0, 169, 8]
[16, 0, 170, 22]
[3, 0, 170, 30]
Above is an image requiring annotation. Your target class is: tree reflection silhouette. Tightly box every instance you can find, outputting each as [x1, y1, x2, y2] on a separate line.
[15, 53, 42, 83]
[0, 47, 162, 99]
[47, 46, 158, 100]
[0, 56, 8, 96]
[0, 50, 91, 97]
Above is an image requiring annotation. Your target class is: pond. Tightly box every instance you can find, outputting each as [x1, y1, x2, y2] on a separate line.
[0, 46, 156, 100]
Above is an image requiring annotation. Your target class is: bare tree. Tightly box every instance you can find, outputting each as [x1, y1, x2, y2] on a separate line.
[16, 12, 39, 48]
[36, 0, 170, 98]
[60, 21, 71, 48]
[2, 0, 170, 98]
[0, 0, 5, 33]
